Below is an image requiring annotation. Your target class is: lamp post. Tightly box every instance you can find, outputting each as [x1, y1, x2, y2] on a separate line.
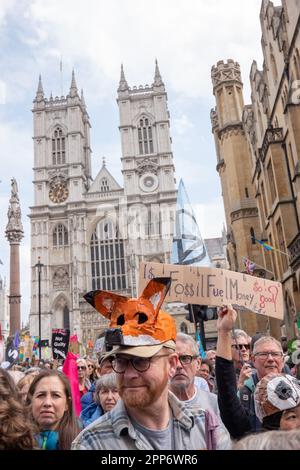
[35, 257, 44, 360]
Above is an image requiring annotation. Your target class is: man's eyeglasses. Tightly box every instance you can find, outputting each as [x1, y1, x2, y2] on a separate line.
[111, 354, 170, 374]
[77, 366, 87, 370]
[231, 344, 250, 351]
[254, 351, 283, 359]
[178, 355, 199, 365]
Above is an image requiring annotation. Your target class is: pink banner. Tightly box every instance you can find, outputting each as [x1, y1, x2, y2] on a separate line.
[62, 351, 81, 417]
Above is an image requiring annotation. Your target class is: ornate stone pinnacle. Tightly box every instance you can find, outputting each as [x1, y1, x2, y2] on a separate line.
[118, 64, 129, 92]
[5, 178, 24, 244]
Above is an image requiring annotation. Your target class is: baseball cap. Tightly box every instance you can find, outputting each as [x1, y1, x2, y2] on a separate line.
[107, 340, 176, 358]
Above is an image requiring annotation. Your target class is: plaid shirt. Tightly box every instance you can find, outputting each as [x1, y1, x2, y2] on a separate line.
[71, 392, 231, 450]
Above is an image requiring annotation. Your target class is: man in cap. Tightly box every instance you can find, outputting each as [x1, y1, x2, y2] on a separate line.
[72, 278, 231, 450]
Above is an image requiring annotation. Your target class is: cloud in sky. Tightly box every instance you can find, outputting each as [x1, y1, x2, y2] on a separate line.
[0, 0, 270, 323]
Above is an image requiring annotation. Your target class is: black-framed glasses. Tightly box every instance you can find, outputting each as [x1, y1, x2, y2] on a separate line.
[77, 366, 86, 370]
[87, 364, 94, 369]
[178, 355, 199, 365]
[111, 354, 170, 374]
[231, 344, 250, 350]
[254, 351, 283, 359]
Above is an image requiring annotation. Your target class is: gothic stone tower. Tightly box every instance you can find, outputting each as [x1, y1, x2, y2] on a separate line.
[5, 178, 24, 335]
[211, 60, 268, 335]
[117, 62, 177, 278]
[29, 72, 92, 342]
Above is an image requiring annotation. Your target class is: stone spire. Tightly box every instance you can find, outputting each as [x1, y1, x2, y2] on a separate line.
[5, 178, 24, 335]
[102, 156, 106, 167]
[153, 59, 164, 87]
[35, 74, 44, 102]
[69, 69, 79, 98]
[118, 64, 129, 92]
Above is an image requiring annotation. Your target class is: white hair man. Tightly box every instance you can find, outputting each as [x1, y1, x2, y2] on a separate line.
[170, 333, 223, 420]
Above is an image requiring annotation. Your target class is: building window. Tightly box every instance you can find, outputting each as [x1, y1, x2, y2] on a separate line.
[276, 218, 288, 273]
[63, 305, 70, 329]
[52, 127, 66, 165]
[180, 323, 188, 334]
[270, 53, 278, 84]
[100, 178, 110, 192]
[90, 220, 127, 291]
[245, 187, 249, 198]
[261, 182, 268, 220]
[250, 228, 256, 244]
[269, 234, 278, 279]
[267, 161, 277, 204]
[53, 224, 68, 247]
[138, 117, 154, 155]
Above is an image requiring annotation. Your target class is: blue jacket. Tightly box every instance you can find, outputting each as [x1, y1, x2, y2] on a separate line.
[80, 382, 96, 411]
[80, 401, 103, 428]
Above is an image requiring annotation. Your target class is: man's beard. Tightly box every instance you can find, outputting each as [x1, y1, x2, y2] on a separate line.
[119, 375, 169, 408]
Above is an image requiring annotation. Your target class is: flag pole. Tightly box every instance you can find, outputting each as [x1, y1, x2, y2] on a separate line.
[60, 57, 63, 96]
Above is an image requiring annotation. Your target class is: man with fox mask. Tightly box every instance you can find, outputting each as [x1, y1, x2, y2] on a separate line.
[72, 277, 231, 450]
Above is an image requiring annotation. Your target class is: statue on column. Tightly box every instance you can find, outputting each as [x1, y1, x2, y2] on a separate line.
[6, 178, 24, 241]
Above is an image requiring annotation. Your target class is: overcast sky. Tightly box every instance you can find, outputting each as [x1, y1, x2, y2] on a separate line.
[0, 0, 280, 324]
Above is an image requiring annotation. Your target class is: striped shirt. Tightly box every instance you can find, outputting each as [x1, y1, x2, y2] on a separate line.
[71, 392, 231, 450]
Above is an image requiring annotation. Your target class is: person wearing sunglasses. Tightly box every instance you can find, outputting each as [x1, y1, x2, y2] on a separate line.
[76, 359, 91, 399]
[231, 329, 253, 390]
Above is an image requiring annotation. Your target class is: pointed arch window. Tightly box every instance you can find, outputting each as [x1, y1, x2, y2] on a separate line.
[52, 127, 66, 165]
[53, 224, 68, 247]
[138, 117, 154, 155]
[63, 305, 70, 329]
[90, 220, 127, 291]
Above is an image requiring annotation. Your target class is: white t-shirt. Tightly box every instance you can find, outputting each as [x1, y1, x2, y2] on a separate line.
[194, 376, 210, 392]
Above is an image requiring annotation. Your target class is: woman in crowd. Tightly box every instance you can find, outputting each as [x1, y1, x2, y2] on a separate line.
[26, 369, 80, 450]
[197, 358, 216, 393]
[86, 358, 97, 384]
[80, 372, 119, 428]
[0, 368, 36, 449]
[76, 358, 91, 398]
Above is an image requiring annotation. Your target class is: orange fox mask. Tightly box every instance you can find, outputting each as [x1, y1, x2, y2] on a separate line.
[84, 277, 176, 346]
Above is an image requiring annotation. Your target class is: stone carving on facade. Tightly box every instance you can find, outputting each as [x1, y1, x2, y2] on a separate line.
[5, 178, 24, 244]
[136, 158, 158, 176]
[210, 108, 219, 131]
[259, 126, 284, 161]
[53, 266, 69, 289]
[48, 170, 68, 189]
[211, 60, 242, 87]
[243, 105, 257, 148]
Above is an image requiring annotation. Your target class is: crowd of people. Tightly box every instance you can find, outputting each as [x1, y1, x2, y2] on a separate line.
[1, 278, 300, 451]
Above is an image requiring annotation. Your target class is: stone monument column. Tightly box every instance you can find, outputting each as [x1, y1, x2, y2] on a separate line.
[5, 178, 24, 335]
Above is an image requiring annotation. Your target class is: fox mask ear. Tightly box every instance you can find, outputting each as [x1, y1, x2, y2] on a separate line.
[140, 277, 171, 313]
[83, 290, 128, 319]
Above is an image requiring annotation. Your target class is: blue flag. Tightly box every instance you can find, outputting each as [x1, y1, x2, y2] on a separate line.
[196, 329, 206, 359]
[13, 330, 20, 349]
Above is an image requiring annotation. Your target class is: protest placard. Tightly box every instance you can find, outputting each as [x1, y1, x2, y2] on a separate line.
[52, 329, 70, 360]
[5, 338, 19, 368]
[139, 262, 284, 320]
